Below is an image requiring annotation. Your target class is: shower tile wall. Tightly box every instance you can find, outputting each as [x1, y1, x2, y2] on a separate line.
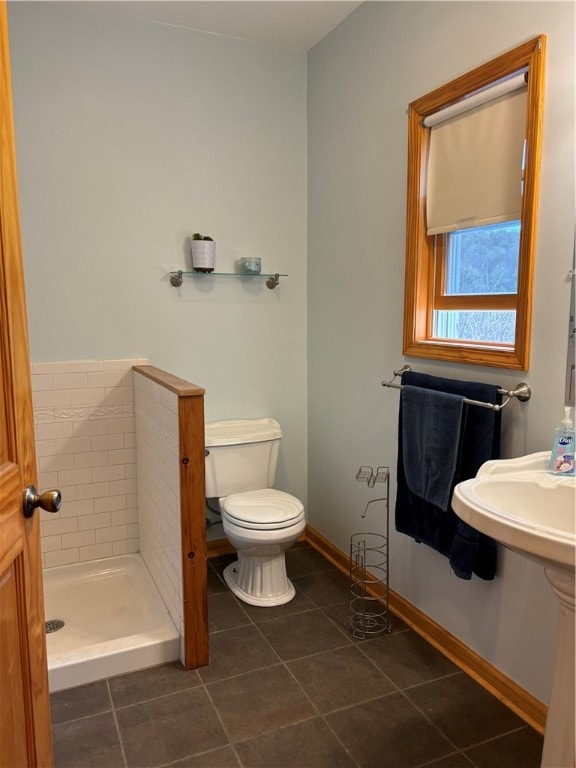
[133, 371, 184, 658]
[31, 358, 147, 568]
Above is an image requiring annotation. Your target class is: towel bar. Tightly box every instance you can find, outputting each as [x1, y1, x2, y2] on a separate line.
[382, 365, 531, 412]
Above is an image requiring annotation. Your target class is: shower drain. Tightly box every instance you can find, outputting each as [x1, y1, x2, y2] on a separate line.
[45, 619, 65, 634]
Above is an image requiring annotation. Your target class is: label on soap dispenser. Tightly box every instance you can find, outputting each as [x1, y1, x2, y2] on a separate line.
[551, 434, 575, 475]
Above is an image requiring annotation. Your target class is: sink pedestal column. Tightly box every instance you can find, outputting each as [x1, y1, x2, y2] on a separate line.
[541, 567, 575, 768]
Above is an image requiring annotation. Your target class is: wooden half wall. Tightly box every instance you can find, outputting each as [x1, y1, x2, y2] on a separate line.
[133, 365, 208, 670]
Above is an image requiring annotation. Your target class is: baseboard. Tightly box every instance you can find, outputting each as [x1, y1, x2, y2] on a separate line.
[207, 539, 236, 558]
[305, 524, 547, 734]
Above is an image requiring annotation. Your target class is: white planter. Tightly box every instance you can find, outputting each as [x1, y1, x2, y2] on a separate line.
[191, 240, 215, 272]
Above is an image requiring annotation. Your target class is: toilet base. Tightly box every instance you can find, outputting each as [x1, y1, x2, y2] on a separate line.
[223, 554, 296, 607]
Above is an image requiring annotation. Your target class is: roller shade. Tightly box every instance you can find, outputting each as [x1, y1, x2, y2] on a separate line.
[426, 87, 528, 236]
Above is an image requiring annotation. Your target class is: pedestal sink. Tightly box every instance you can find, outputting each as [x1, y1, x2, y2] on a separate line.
[452, 452, 575, 768]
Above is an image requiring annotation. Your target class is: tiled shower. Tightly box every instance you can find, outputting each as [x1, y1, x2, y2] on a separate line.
[32, 358, 189, 687]
[32, 358, 145, 567]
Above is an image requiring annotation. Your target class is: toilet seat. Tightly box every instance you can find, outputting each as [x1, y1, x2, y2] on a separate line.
[223, 489, 304, 530]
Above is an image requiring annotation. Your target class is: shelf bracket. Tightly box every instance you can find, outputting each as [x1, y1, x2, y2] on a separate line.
[265, 273, 280, 290]
[170, 270, 183, 287]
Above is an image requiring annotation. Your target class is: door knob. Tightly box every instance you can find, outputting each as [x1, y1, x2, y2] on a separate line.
[23, 485, 62, 518]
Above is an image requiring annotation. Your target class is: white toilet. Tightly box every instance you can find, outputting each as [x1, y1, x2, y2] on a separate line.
[205, 418, 305, 606]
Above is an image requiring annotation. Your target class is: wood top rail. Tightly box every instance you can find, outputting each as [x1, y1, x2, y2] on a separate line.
[133, 365, 205, 397]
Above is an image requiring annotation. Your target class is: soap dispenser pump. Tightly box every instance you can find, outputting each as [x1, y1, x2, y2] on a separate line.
[549, 407, 575, 475]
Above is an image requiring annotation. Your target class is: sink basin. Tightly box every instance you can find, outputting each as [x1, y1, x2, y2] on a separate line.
[453, 451, 575, 767]
[452, 451, 575, 571]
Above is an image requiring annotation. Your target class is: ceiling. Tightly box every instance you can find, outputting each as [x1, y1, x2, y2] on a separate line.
[96, 1, 363, 51]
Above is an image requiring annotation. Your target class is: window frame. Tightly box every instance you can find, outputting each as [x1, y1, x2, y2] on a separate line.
[403, 36, 546, 370]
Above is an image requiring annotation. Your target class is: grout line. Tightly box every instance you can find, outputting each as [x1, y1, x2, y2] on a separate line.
[200, 680, 245, 767]
[395, 683, 469, 759]
[414, 749, 477, 768]
[106, 679, 129, 768]
[110, 682, 204, 711]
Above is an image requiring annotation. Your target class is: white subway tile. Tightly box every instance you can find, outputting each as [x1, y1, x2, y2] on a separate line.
[109, 479, 137, 496]
[35, 440, 56, 459]
[41, 535, 61, 553]
[78, 512, 112, 531]
[61, 499, 95, 518]
[67, 360, 104, 373]
[36, 422, 74, 441]
[71, 420, 108, 438]
[125, 433, 136, 449]
[90, 434, 124, 452]
[58, 468, 93, 487]
[70, 388, 105, 406]
[95, 525, 127, 544]
[88, 371, 125, 389]
[62, 530, 95, 549]
[92, 465, 125, 483]
[108, 448, 136, 466]
[38, 454, 75, 474]
[112, 539, 139, 555]
[76, 482, 110, 500]
[42, 517, 78, 537]
[103, 359, 140, 371]
[105, 386, 134, 404]
[34, 390, 71, 408]
[31, 374, 53, 391]
[94, 495, 126, 513]
[106, 417, 135, 435]
[56, 436, 91, 455]
[58, 485, 78, 502]
[52, 372, 88, 390]
[40, 508, 61, 522]
[31, 362, 70, 375]
[110, 507, 138, 526]
[79, 543, 113, 561]
[75, 451, 109, 469]
[125, 463, 137, 479]
[45, 549, 80, 568]
[37, 471, 59, 488]
[127, 523, 139, 539]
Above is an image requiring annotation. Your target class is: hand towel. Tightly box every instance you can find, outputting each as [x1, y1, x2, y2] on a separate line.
[401, 385, 464, 511]
[395, 371, 501, 580]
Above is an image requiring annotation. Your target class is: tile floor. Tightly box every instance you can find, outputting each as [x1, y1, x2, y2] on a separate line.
[50, 543, 544, 768]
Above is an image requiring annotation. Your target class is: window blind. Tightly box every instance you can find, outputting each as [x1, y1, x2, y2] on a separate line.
[426, 87, 528, 236]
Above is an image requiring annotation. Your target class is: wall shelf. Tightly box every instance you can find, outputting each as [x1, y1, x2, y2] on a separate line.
[169, 270, 287, 290]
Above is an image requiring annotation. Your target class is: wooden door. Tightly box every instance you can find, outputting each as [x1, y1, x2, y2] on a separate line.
[0, 2, 53, 765]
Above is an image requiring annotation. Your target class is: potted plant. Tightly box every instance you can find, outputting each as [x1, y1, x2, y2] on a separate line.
[191, 233, 215, 272]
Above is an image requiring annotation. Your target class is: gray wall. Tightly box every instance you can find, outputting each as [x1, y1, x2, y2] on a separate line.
[307, 1, 574, 703]
[8, 1, 308, 504]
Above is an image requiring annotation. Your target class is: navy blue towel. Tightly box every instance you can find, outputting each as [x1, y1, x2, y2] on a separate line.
[395, 371, 501, 580]
[402, 385, 464, 512]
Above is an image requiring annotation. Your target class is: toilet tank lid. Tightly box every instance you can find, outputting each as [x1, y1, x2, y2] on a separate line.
[205, 418, 282, 446]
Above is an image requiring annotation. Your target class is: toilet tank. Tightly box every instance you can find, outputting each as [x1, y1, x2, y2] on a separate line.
[205, 418, 282, 498]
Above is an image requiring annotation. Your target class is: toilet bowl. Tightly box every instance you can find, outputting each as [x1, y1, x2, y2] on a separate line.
[205, 419, 306, 606]
[221, 489, 305, 606]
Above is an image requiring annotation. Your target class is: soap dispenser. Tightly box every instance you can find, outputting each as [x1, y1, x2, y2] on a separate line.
[549, 407, 575, 475]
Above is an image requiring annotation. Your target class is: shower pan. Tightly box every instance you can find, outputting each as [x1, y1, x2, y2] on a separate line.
[43, 553, 180, 692]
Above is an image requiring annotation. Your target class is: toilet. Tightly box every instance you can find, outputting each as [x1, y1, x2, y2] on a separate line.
[205, 418, 305, 606]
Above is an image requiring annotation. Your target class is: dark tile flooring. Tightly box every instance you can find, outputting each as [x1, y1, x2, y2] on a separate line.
[50, 543, 544, 768]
